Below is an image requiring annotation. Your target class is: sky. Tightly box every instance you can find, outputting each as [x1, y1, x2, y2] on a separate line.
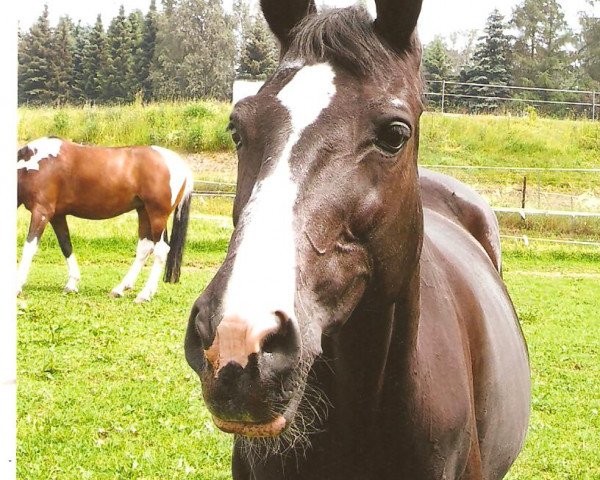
[17, 0, 596, 45]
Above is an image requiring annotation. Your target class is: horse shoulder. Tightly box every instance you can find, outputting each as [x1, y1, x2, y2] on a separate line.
[17, 137, 69, 208]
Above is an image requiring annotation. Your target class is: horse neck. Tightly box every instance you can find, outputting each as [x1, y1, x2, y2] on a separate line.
[317, 267, 422, 442]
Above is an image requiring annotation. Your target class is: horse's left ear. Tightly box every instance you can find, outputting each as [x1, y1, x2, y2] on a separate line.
[373, 0, 423, 50]
[260, 0, 317, 54]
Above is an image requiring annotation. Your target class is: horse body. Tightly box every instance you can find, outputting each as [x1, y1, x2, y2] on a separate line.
[185, 2, 530, 479]
[17, 137, 193, 301]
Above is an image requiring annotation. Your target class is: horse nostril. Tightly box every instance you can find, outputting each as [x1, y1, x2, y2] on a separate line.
[260, 311, 301, 374]
[196, 310, 215, 349]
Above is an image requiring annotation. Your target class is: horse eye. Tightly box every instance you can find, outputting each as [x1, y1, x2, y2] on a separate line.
[227, 123, 243, 150]
[374, 122, 409, 155]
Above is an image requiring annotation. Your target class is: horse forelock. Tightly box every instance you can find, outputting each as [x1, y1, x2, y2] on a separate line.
[287, 6, 421, 80]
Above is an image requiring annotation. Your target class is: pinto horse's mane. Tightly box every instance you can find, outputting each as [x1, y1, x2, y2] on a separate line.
[286, 6, 420, 77]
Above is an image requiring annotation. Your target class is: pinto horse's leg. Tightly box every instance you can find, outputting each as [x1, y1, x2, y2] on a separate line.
[50, 215, 81, 293]
[111, 208, 154, 297]
[17, 208, 50, 295]
[135, 212, 170, 303]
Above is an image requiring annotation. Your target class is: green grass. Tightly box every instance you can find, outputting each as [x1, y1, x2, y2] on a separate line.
[18, 101, 234, 153]
[502, 245, 600, 480]
[420, 113, 600, 170]
[17, 209, 600, 479]
[18, 103, 600, 169]
[18, 102, 600, 199]
[17, 209, 234, 480]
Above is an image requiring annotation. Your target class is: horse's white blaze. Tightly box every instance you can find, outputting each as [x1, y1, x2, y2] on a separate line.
[151, 146, 194, 207]
[218, 63, 337, 366]
[17, 137, 62, 171]
[17, 238, 39, 292]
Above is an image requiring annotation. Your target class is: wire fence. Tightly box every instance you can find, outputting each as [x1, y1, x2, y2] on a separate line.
[233, 78, 598, 120]
[191, 167, 600, 249]
[424, 80, 598, 120]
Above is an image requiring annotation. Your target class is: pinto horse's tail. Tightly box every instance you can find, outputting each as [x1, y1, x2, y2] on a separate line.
[164, 186, 193, 284]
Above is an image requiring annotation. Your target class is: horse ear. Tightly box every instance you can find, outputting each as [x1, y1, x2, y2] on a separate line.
[260, 0, 317, 53]
[373, 0, 423, 50]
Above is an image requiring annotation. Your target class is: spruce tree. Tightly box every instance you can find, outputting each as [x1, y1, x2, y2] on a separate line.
[462, 9, 513, 112]
[51, 16, 75, 105]
[71, 22, 90, 103]
[82, 15, 108, 102]
[127, 9, 145, 99]
[137, 0, 158, 101]
[238, 14, 278, 80]
[18, 5, 55, 105]
[103, 6, 134, 102]
[422, 37, 452, 94]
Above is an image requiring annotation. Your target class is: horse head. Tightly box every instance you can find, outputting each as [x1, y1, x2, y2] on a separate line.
[186, 0, 424, 444]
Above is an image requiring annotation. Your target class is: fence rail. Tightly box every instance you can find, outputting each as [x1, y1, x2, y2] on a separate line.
[190, 171, 600, 248]
[424, 79, 598, 120]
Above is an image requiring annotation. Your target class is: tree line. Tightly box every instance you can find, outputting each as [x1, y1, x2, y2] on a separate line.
[18, 0, 278, 105]
[19, 0, 600, 114]
[422, 0, 600, 116]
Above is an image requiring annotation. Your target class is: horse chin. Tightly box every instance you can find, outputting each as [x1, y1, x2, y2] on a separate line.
[212, 414, 287, 438]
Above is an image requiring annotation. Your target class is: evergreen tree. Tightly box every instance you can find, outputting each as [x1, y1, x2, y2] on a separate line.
[103, 6, 134, 102]
[137, 0, 158, 101]
[18, 5, 55, 105]
[82, 15, 108, 102]
[462, 9, 513, 112]
[422, 37, 452, 94]
[51, 15, 75, 105]
[127, 9, 145, 99]
[237, 14, 278, 80]
[71, 22, 91, 103]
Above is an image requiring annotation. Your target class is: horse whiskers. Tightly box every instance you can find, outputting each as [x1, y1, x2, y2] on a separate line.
[240, 361, 330, 472]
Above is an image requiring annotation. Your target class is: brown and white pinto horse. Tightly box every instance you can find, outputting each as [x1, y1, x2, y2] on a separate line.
[185, 1, 530, 479]
[17, 137, 193, 302]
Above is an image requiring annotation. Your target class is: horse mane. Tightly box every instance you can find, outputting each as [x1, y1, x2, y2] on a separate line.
[286, 6, 420, 77]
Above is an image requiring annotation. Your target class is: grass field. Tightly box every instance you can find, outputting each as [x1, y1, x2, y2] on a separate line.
[16, 208, 600, 479]
[18, 102, 600, 171]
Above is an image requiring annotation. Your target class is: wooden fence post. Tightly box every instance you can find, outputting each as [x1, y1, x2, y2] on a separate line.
[441, 80, 446, 114]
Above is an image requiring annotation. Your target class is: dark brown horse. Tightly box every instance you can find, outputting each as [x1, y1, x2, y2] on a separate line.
[185, 1, 530, 479]
[17, 137, 193, 302]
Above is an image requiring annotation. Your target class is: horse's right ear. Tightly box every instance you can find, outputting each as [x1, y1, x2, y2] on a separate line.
[260, 0, 317, 54]
[373, 0, 423, 50]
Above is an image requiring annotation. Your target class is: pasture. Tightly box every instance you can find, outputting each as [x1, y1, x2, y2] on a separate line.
[16, 207, 600, 479]
[16, 103, 600, 477]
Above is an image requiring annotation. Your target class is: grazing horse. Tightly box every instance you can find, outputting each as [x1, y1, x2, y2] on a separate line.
[17, 137, 193, 302]
[185, 1, 530, 479]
